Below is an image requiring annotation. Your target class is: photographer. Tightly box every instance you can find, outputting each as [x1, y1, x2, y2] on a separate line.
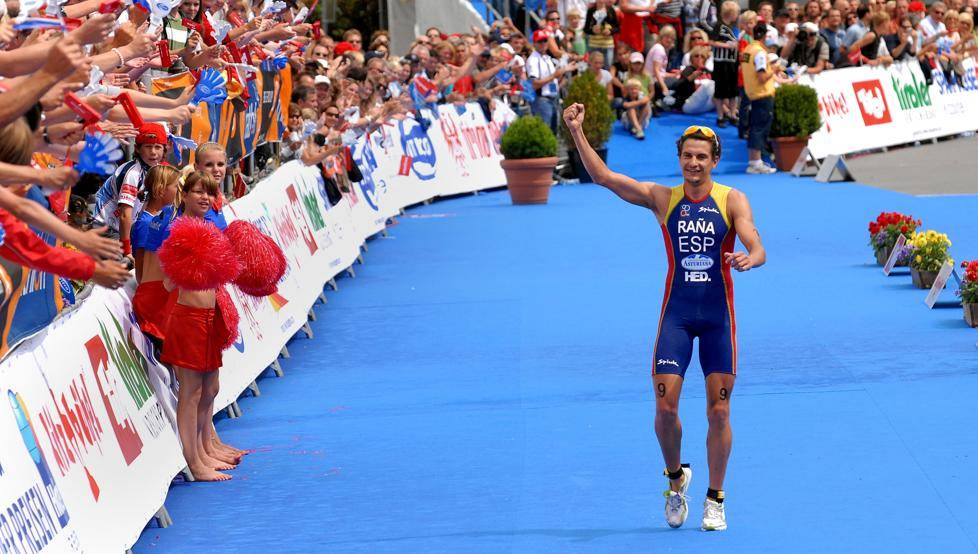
[783, 22, 830, 73]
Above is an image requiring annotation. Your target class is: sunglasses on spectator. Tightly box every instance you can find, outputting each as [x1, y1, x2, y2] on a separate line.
[325, 110, 339, 116]
[547, 16, 560, 21]
[933, 10, 945, 14]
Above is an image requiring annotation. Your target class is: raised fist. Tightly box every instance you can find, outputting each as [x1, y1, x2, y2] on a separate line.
[562, 102, 585, 133]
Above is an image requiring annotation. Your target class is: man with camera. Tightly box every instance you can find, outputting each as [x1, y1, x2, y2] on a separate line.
[782, 21, 830, 74]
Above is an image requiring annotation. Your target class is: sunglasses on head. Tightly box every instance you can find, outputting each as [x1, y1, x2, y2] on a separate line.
[682, 125, 717, 139]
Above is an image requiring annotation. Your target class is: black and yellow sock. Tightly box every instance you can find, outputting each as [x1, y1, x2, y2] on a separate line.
[707, 488, 724, 504]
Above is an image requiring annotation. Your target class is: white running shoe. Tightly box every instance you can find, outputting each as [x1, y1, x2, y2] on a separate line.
[746, 162, 777, 174]
[701, 498, 727, 531]
[663, 466, 692, 528]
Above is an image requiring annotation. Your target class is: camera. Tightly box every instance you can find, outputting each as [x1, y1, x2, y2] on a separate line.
[797, 29, 810, 41]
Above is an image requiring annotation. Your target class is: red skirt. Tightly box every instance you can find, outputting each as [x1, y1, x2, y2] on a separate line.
[133, 280, 177, 341]
[160, 303, 232, 372]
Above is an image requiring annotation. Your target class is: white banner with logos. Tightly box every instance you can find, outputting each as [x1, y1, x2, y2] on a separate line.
[0, 286, 184, 554]
[0, 101, 513, 553]
[800, 59, 978, 158]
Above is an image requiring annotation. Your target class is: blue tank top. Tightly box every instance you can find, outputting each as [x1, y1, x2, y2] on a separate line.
[132, 205, 177, 253]
[660, 183, 736, 311]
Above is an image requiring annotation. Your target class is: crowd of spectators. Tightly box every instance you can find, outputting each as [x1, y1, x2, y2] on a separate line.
[494, 0, 978, 172]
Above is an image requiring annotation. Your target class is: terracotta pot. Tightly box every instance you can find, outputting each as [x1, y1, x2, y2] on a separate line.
[501, 157, 557, 205]
[965, 303, 978, 327]
[771, 135, 810, 172]
[911, 267, 939, 289]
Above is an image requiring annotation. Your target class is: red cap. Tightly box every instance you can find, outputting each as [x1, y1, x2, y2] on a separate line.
[136, 123, 168, 146]
[532, 29, 550, 42]
[334, 41, 355, 56]
[908, 0, 925, 12]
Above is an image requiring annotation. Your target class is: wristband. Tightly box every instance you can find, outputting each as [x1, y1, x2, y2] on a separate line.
[121, 238, 132, 256]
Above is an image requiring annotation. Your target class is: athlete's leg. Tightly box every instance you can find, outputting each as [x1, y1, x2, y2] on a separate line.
[705, 373, 735, 491]
[652, 316, 694, 491]
[653, 373, 685, 491]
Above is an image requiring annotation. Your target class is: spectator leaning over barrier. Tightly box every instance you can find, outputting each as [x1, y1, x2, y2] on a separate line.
[845, 5, 873, 51]
[710, 1, 741, 128]
[857, 12, 897, 65]
[527, 30, 570, 135]
[821, 8, 849, 64]
[886, 16, 920, 61]
[586, 0, 620, 69]
[784, 21, 831, 73]
[741, 22, 778, 175]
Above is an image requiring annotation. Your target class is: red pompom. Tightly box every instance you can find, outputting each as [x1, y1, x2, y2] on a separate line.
[159, 216, 242, 291]
[215, 286, 239, 351]
[223, 220, 287, 297]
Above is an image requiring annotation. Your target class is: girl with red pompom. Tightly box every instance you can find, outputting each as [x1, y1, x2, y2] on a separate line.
[191, 142, 250, 465]
[159, 171, 243, 482]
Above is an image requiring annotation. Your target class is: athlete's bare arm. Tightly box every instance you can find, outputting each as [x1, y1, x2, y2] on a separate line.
[723, 189, 766, 271]
[562, 103, 671, 216]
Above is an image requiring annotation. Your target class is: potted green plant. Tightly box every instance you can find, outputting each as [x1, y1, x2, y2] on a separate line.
[957, 261, 978, 327]
[907, 230, 952, 289]
[770, 84, 821, 172]
[500, 115, 558, 204]
[560, 72, 614, 182]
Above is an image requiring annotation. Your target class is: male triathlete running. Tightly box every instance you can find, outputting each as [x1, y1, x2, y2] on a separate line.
[563, 103, 766, 531]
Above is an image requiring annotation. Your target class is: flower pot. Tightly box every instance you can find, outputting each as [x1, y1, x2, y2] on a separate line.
[965, 303, 978, 328]
[911, 267, 939, 289]
[501, 157, 557, 205]
[771, 135, 810, 172]
[874, 247, 890, 266]
[569, 147, 608, 183]
[874, 245, 908, 267]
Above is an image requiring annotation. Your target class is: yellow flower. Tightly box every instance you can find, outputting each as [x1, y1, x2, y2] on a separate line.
[916, 255, 923, 263]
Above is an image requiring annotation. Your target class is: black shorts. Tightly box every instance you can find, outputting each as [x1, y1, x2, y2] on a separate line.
[712, 62, 739, 100]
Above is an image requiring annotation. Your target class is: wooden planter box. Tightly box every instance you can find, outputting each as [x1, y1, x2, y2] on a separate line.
[874, 244, 908, 267]
[911, 267, 939, 289]
[964, 303, 978, 328]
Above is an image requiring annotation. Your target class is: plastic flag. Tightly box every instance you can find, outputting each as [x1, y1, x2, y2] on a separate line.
[168, 135, 197, 165]
[13, 17, 64, 30]
[520, 79, 536, 103]
[76, 132, 123, 176]
[260, 0, 286, 16]
[190, 67, 227, 106]
[206, 11, 231, 44]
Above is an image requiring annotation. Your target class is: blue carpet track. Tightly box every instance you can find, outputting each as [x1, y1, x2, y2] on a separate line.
[135, 113, 978, 553]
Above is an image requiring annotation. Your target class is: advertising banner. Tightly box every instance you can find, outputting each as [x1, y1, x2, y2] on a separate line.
[801, 60, 978, 158]
[0, 287, 184, 553]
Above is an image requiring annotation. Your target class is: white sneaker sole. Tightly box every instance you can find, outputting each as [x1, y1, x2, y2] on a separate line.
[701, 522, 727, 531]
